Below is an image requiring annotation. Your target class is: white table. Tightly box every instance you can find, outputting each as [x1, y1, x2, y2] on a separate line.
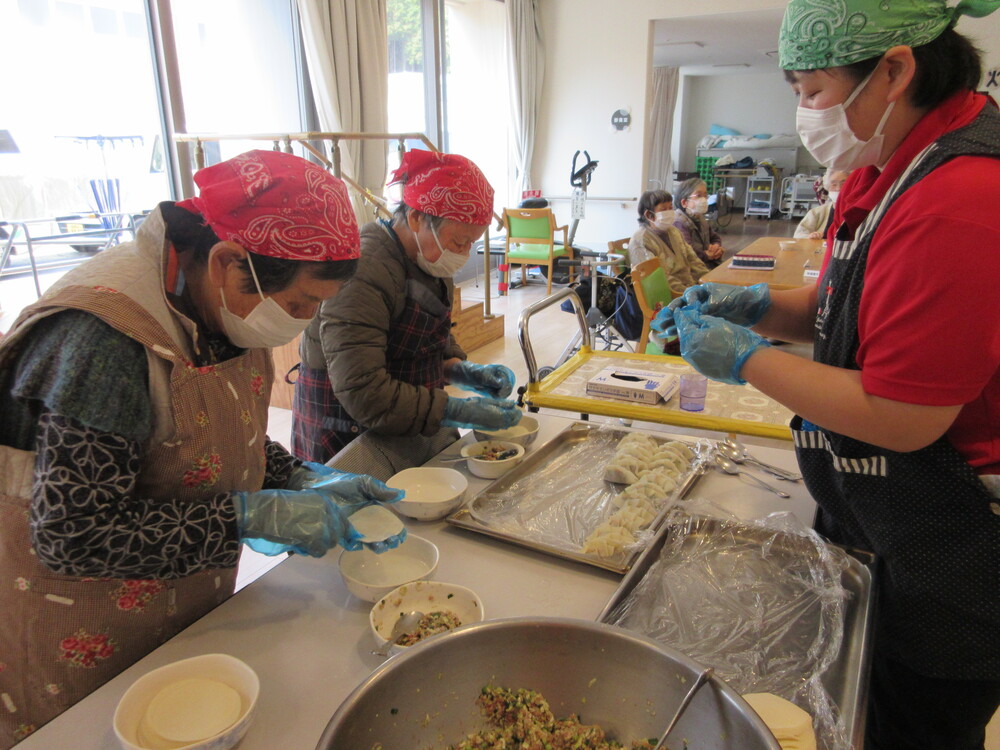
[17, 413, 813, 749]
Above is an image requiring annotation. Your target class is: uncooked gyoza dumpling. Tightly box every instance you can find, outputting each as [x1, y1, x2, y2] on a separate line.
[662, 440, 694, 461]
[612, 454, 647, 474]
[616, 443, 655, 462]
[648, 454, 685, 475]
[609, 500, 657, 531]
[620, 482, 668, 503]
[603, 464, 641, 485]
[619, 433, 657, 451]
[582, 522, 635, 557]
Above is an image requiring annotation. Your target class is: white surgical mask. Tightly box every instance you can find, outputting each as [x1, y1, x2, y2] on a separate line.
[686, 197, 709, 216]
[796, 66, 895, 172]
[219, 253, 312, 349]
[414, 222, 468, 277]
[652, 210, 676, 229]
[827, 190, 840, 204]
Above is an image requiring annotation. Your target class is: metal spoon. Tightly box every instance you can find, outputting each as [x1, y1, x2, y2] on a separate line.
[716, 442, 800, 482]
[652, 668, 715, 750]
[715, 454, 791, 498]
[371, 610, 425, 657]
[721, 437, 802, 481]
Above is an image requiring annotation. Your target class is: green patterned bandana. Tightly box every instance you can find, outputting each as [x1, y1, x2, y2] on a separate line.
[779, 0, 1000, 70]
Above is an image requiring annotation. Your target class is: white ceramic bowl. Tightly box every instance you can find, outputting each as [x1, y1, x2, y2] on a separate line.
[460, 440, 526, 479]
[473, 415, 540, 447]
[113, 653, 259, 750]
[339, 534, 440, 602]
[387, 467, 468, 521]
[370, 580, 485, 656]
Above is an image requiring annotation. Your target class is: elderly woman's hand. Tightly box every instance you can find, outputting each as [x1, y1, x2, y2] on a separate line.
[807, 231, 823, 239]
[706, 243, 725, 260]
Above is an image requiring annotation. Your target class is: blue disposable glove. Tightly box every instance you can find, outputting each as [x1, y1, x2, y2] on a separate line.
[449, 361, 517, 399]
[652, 282, 772, 337]
[285, 461, 338, 491]
[441, 396, 523, 430]
[674, 308, 771, 385]
[235, 472, 406, 557]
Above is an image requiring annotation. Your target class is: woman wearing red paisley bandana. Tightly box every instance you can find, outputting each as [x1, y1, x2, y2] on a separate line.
[0, 150, 407, 748]
[292, 150, 521, 473]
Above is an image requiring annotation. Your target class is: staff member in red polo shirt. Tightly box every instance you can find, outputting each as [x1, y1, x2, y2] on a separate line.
[654, 1, 1000, 747]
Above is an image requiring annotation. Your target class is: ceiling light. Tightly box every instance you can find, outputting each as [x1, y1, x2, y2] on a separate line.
[711, 63, 750, 68]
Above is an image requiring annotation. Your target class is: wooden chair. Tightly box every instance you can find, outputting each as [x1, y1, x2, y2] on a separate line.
[630, 258, 674, 354]
[606, 237, 629, 276]
[502, 208, 575, 294]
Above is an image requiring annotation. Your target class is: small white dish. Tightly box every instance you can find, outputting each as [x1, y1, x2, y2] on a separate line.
[338, 534, 440, 602]
[113, 653, 259, 750]
[387, 467, 468, 521]
[474, 415, 540, 447]
[460, 440, 526, 479]
[370, 580, 485, 656]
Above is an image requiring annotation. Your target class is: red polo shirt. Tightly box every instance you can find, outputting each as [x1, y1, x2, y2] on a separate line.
[824, 91, 1000, 473]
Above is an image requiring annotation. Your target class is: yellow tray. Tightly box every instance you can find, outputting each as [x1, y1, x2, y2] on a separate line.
[523, 347, 793, 441]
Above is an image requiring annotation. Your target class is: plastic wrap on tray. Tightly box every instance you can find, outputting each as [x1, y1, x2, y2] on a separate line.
[468, 427, 711, 561]
[605, 502, 852, 750]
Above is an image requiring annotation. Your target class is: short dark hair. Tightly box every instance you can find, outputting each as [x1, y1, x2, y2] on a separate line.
[784, 27, 982, 111]
[161, 200, 357, 294]
[637, 190, 673, 225]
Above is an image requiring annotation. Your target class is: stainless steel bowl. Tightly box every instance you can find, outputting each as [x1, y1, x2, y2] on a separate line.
[317, 617, 780, 750]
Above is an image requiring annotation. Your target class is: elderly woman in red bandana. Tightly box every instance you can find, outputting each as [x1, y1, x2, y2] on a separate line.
[0, 150, 406, 747]
[292, 150, 521, 475]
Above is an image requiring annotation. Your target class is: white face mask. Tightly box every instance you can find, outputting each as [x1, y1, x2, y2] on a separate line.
[685, 197, 709, 216]
[651, 210, 676, 230]
[796, 66, 895, 172]
[414, 222, 468, 277]
[218, 253, 312, 349]
[827, 190, 840, 203]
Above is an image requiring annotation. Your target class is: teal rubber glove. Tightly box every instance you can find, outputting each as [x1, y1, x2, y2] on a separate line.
[285, 461, 338, 491]
[441, 396, 523, 430]
[449, 361, 516, 399]
[674, 308, 771, 385]
[235, 472, 406, 557]
[652, 282, 772, 337]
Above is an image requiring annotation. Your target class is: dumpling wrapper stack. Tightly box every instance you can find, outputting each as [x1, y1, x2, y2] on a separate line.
[742, 692, 817, 750]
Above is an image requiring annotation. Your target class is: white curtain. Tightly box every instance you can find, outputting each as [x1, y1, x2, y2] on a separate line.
[296, 0, 389, 224]
[648, 66, 680, 194]
[506, 0, 544, 198]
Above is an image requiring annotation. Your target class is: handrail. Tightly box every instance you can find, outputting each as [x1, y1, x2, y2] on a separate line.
[173, 130, 502, 317]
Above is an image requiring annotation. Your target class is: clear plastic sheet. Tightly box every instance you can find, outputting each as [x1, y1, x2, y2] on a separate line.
[606, 502, 852, 750]
[468, 427, 712, 562]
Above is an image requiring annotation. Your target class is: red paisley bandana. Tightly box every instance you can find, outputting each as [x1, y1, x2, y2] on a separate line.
[389, 150, 494, 226]
[176, 150, 360, 261]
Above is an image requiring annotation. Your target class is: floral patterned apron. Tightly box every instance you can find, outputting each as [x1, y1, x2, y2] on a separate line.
[0, 231, 271, 745]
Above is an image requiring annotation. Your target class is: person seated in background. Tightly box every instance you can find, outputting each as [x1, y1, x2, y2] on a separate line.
[673, 178, 725, 268]
[793, 169, 850, 239]
[628, 189, 709, 296]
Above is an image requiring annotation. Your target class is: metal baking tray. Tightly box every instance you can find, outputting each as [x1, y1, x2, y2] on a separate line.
[446, 422, 707, 574]
[598, 514, 877, 749]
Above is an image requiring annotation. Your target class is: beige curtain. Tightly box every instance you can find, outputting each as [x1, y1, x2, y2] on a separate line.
[648, 66, 680, 193]
[506, 0, 544, 197]
[296, 0, 389, 224]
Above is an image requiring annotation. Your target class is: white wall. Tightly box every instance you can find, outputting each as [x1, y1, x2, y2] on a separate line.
[535, 0, 1000, 248]
[534, 0, 787, 248]
[678, 72, 797, 172]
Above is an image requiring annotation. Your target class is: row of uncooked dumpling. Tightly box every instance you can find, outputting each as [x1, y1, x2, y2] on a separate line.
[582, 433, 695, 558]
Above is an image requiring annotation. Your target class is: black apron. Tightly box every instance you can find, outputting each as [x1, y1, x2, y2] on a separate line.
[792, 105, 1000, 681]
[292, 228, 453, 463]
